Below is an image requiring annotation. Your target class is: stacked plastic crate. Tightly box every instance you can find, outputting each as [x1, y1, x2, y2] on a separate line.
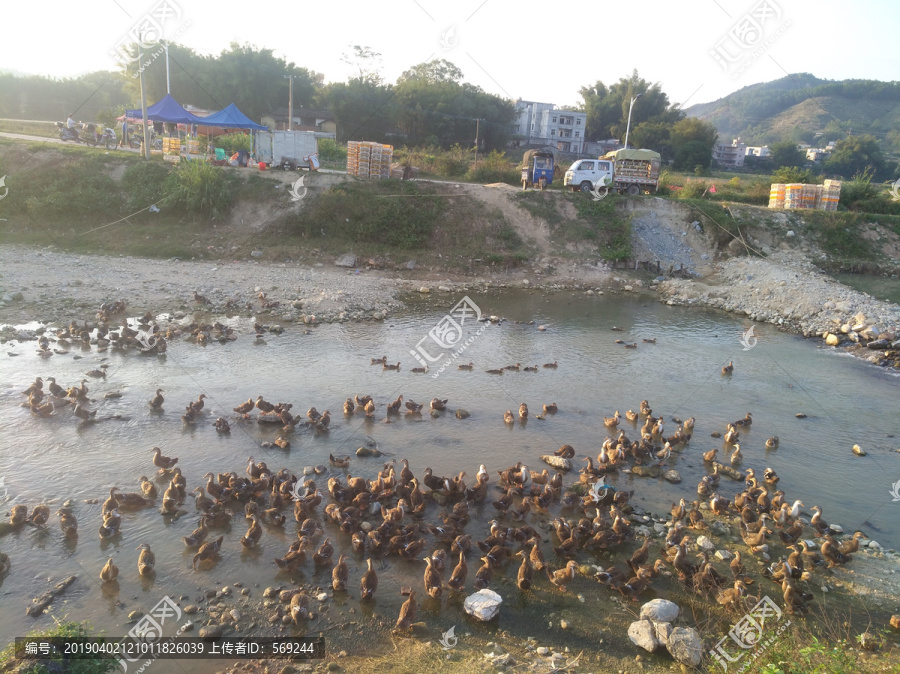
[784, 183, 803, 209]
[347, 141, 394, 178]
[821, 179, 841, 211]
[378, 145, 393, 178]
[768, 183, 785, 209]
[346, 141, 359, 174]
[162, 137, 181, 163]
[186, 138, 200, 155]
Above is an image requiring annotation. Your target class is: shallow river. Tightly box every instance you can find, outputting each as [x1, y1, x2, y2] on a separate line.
[1, 290, 898, 669]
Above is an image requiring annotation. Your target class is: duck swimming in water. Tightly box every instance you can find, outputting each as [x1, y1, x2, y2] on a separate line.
[136, 543, 155, 575]
[148, 389, 164, 410]
[100, 557, 119, 583]
[360, 558, 378, 600]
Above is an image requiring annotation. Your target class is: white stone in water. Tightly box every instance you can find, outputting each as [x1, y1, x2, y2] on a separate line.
[316, 593, 328, 602]
[536, 647, 550, 656]
[302, 466, 315, 475]
[640, 598, 680, 623]
[830, 524, 844, 534]
[464, 589, 502, 621]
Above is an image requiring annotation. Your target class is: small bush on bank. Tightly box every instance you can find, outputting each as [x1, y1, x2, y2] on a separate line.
[163, 159, 233, 218]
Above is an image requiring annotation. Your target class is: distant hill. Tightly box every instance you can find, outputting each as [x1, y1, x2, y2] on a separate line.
[686, 74, 900, 148]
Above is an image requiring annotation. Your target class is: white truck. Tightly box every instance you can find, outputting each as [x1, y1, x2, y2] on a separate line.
[254, 130, 334, 170]
[564, 148, 661, 196]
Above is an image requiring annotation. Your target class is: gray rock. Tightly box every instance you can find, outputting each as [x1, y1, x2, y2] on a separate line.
[250, 250, 263, 258]
[640, 599, 680, 623]
[696, 536, 716, 552]
[627, 619, 660, 652]
[663, 469, 681, 484]
[405, 260, 416, 270]
[667, 627, 702, 667]
[335, 254, 356, 268]
[198, 624, 223, 638]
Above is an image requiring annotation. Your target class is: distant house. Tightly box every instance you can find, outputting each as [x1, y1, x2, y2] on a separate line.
[512, 99, 587, 154]
[805, 148, 831, 162]
[744, 145, 770, 158]
[584, 139, 623, 156]
[260, 107, 336, 134]
[713, 137, 747, 167]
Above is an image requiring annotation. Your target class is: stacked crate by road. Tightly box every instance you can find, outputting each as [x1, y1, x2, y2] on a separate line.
[769, 181, 841, 210]
[346, 141, 394, 178]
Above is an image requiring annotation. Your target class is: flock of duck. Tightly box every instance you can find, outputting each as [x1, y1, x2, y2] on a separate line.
[4, 355, 868, 641]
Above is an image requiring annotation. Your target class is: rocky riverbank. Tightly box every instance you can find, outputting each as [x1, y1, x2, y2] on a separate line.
[658, 251, 900, 370]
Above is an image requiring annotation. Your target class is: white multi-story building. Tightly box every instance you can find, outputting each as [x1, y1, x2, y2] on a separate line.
[712, 137, 747, 167]
[744, 145, 770, 158]
[513, 99, 587, 153]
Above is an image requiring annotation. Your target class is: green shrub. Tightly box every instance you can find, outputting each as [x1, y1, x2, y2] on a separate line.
[317, 138, 347, 162]
[678, 181, 708, 199]
[163, 159, 233, 218]
[433, 144, 471, 177]
[773, 166, 818, 184]
[122, 160, 171, 211]
[572, 194, 631, 261]
[213, 133, 252, 154]
[465, 150, 518, 184]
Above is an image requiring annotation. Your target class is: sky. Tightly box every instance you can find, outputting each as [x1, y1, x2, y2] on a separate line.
[1, 0, 899, 110]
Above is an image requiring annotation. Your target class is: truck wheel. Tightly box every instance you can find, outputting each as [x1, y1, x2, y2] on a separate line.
[627, 184, 640, 196]
[579, 181, 592, 193]
[539, 177, 547, 190]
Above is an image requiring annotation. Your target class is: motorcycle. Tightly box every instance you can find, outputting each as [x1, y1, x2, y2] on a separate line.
[56, 121, 118, 150]
[129, 128, 163, 151]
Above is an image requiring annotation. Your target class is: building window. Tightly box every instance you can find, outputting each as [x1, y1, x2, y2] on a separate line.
[552, 116, 557, 123]
[575, 131, 580, 137]
[551, 129, 556, 136]
[576, 119, 581, 125]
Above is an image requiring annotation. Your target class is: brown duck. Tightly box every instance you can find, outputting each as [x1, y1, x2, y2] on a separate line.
[360, 558, 378, 600]
[447, 551, 468, 591]
[394, 590, 417, 630]
[516, 550, 534, 590]
[546, 560, 579, 591]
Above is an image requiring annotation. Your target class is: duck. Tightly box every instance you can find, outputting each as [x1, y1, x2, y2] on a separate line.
[342, 398, 355, 415]
[57, 508, 78, 537]
[29, 505, 51, 527]
[722, 361, 734, 375]
[603, 411, 621, 428]
[703, 448, 718, 463]
[98, 509, 122, 538]
[148, 389, 164, 410]
[625, 409, 638, 422]
[763, 467, 779, 485]
[47, 377, 66, 398]
[734, 412, 753, 427]
[136, 543, 155, 575]
[10, 505, 28, 527]
[523, 365, 538, 372]
[288, 592, 310, 624]
[729, 444, 743, 466]
[447, 551, 468, 591]
[543, 361, 558, 368]
[387, 395, 403, 414]
[192, 535, 224, 570]
[239, 514, 263, 548]
[182, 516, 209, 547]
[405, 399, 423, 413]
[839, 531, 868, 555]
[423, 556, 443, 598]
[370, 355, 387, 365]
[555, 444, 575, 459]
[233, 397, 254, 416]
[150, 447, 178, 473]
[474, 557, 494, 589]
[430, 398, 448, 411]
[503, 410, 515, 424]
[716, 580, 747, 608]
[332, 554, 350, 591]
[382, 362, 401, 371]
[192, 487, 215, 512]
[255, 396, 275, 413]
[329, 453, 351, 468]
[100, 557, 119, 583]
[546, 560, 579, 591]
[394, 590, 417, 631]
[364, 399, 376, 417]
[360, 558, 378, 599]
[137, 476, 157, 499]
[313, 537, 334, 566]
[623, 342, 638, 349]
[519, 403, 529, 420]
[642, 338, 657, 344]
[458, 362, 474, 370]
[113, 487, 150, 508]
[486, 368, 504, 375]
[543, 402, 558, 414]
[765, 436, 779, 449]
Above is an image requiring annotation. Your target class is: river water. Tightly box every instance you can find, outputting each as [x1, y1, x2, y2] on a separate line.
[1, 289, 898, 669]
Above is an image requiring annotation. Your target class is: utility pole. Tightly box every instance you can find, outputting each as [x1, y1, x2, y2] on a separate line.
[474, 118, 480, 170]
[284, 75, 294, 132]
[164, 42, 170, 94]
[623, 93, 643, 150]
[138, 41, 150, 159]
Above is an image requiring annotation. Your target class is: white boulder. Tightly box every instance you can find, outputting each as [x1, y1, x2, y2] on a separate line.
[667, 627, 703, 667]
[464, 589, 502, 621]
[640, 598, 681, 623]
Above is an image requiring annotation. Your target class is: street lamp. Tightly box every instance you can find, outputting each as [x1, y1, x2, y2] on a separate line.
[623, 93, 643, 150]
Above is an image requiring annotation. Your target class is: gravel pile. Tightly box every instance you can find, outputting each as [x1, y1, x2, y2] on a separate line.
[0, 246, 403, 326]
[659, 251, 900, 363]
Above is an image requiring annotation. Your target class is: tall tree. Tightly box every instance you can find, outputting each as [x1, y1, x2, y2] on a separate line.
[768, 140, 805, 169]
[824, 134, 888, 179]
[670, 118, 718, 169]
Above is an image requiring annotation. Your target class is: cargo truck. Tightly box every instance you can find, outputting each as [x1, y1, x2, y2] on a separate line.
[564, 148, 661, 196]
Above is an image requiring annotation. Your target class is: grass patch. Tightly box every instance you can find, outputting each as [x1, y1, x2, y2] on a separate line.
[0, 620, 118, 673]
[571, 193, 632, 261]
[511, 191, 565, 226]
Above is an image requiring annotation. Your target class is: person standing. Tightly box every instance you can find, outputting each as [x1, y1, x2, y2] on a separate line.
[120, 118, 128, 147]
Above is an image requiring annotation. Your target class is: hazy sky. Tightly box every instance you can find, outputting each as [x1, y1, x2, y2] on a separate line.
[2, 0, 898, 110]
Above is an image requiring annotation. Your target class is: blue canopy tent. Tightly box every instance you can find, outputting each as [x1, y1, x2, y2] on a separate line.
[193, 103, 266, 131]
[124, 94, 205, 124]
